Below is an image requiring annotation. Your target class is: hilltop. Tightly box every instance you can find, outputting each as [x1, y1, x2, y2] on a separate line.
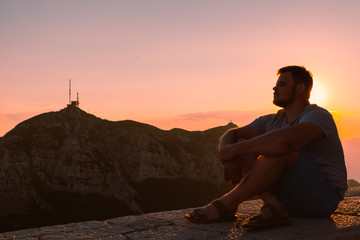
[0, 107, 236, 232]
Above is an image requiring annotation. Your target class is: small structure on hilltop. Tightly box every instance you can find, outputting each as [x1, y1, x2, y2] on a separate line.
[67, 79, 79, 108]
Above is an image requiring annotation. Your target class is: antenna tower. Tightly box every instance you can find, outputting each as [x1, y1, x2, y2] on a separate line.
[67, 79, 79, 108]
[69, 79, 71, 104]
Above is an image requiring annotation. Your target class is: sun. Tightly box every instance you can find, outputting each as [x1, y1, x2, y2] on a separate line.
[310, 80, 328, 107]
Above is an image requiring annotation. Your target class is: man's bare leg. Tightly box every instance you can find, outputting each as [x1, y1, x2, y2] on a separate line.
[191, 152, 299, 221]
[223, 154, 257, 185]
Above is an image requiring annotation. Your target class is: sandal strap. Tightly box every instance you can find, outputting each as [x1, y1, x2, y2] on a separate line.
[185, 200, 237, 224]
[261, 203, 287, 220]
[243, 204, 290, 228]
[193, 208, 206, 217]
[211, 199, 236, 218]
[186, 208, 208, 222]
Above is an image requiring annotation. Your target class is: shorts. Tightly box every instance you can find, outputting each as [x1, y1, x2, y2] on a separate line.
[274, 151, 340, 217]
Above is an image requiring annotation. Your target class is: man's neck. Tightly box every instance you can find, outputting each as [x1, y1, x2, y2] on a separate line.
[284, 101, 310, 122]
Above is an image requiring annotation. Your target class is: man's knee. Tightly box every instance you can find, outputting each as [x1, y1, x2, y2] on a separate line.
[258, 151, 300, 170]
[232, 154, 257, 174]
[282, 151, 300, 169]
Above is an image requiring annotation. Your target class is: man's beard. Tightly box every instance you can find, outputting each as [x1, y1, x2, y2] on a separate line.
[273, 88, 296, 108]
[273, 97, 294, 108]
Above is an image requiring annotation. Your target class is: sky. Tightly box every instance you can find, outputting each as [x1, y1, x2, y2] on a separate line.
[1, 0, 360, 179]
[1, 0, 360, 137]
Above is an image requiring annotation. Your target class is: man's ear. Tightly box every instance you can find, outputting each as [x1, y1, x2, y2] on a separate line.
[296, 83, 306, 95]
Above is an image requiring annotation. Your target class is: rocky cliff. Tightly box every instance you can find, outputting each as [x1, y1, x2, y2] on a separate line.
[0, 107, 236, 232]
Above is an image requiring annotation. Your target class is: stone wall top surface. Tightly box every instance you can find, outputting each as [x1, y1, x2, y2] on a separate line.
[1, 187, 360, 240]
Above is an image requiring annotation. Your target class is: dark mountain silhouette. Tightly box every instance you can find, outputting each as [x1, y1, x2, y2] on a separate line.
[0, 107, 236, 232]
[348, 179, 360, 188]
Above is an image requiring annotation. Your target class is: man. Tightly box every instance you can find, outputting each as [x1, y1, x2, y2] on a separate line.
[185, 65, 347, 228]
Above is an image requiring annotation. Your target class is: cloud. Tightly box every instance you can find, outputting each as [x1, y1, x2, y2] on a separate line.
[146, 108, 276, 131]
[178, 108, 274, 123]
[147, 108, 360, 138]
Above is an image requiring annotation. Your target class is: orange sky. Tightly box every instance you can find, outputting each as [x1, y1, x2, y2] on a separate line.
[1, 0, 360, 140]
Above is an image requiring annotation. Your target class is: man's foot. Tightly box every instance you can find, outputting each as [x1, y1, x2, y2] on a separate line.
[185, 199, 237, 224]
[242, 203, 291, 229]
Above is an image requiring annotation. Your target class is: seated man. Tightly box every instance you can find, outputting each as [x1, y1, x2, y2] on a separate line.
[185, 65, 348, 228]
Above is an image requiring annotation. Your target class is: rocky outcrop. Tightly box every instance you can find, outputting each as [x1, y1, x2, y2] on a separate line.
[0, 107, 236, 232]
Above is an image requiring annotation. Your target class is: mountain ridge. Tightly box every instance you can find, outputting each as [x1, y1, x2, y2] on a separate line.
[0, 107, 236, 232]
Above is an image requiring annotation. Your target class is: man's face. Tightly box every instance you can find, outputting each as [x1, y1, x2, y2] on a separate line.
[273, 72, 296, 108]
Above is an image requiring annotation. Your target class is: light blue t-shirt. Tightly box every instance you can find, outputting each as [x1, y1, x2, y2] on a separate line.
[250, 104, 348, 196]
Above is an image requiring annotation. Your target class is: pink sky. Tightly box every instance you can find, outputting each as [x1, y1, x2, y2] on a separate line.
[1, 0, 359, 137]
[1, 1, 360, 178]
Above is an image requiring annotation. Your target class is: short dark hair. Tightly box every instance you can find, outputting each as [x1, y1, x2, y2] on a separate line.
[277, 65, 313, 98]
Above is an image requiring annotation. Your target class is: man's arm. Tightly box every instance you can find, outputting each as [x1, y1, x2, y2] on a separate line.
[219, 125, 258, 150]
[220, 125, 258, 184]
[219, 122, 323, 163]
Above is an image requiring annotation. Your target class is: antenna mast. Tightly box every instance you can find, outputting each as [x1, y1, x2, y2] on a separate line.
[67, 79, 79, 108]
[69, 79, 71, 104]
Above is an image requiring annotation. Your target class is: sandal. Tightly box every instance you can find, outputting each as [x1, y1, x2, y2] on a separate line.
[185, 199, 237, 224]
[242, 203, 291, 229]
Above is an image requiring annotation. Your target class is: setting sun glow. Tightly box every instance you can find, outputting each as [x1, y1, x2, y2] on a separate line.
[310, 81, 328, 107]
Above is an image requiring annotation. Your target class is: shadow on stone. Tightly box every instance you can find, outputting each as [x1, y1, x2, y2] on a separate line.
[0, 192, 134, 233]
[133, 178, 234, 212]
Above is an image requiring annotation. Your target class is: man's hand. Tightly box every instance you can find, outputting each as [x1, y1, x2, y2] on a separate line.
[218, 145, 236, 164]
[223, 159, 242, 185]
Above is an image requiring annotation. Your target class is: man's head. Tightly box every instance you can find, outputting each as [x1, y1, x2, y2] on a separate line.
[273, 65, 313, 108]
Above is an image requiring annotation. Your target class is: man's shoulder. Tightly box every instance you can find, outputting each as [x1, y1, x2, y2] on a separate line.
[302, 104, 332, 117]
[299, 104, 335, 127]
[252, 110, 286, 128]
[257, 110, 284, 121]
